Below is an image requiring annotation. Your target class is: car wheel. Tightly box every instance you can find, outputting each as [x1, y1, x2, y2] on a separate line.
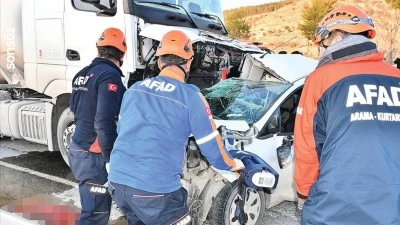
[57, 108, 75, 166]
[208, 181, 265, 225]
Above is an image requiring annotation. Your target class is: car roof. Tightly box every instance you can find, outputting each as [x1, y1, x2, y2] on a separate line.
[245, 54, 318, 83]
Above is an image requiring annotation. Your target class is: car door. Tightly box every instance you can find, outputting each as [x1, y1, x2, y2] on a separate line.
[246, 87, 303, 204]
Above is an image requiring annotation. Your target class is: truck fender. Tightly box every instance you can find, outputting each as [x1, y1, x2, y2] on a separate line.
[44, 80, 69, 98]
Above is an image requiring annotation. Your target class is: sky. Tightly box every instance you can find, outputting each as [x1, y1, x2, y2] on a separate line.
[221, 0, 280, 10]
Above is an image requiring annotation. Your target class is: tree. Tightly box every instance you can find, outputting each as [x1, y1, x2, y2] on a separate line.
[385, 0, 400, 9]
[299, 0, 337, 41]
[380, 8, 400, 63]
[224, 11, 251, 39]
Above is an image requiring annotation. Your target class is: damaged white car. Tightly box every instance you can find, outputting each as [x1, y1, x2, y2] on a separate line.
[182, 54, 318, 225]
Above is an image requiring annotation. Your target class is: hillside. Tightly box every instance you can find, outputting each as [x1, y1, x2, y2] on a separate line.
[224, 0, 400, 61]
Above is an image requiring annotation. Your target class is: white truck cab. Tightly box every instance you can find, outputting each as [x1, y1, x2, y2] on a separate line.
[0, 0, 263, 164]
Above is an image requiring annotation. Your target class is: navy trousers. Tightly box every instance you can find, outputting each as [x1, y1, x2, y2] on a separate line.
[68, 144, 112, 225]
[108, 182, 190, 225]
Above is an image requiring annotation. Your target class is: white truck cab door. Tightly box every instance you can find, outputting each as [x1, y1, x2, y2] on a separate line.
[63, 0, 126, 92]
[32, 0, 67, 96]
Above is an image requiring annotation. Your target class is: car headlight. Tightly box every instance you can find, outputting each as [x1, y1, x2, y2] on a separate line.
[176, 214, 191, 225]
[251, 171, 276, 188]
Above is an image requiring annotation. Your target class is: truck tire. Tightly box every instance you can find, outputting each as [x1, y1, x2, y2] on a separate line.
[208, 181, 265, 225]
[57, 108, 75, 166]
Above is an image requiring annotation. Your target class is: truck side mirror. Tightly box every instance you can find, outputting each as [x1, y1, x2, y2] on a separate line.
[81, 0, 101, 4]
[96, 7, 117, 16]
[81, 0, 116, 9]
[80, 0, 117, 16]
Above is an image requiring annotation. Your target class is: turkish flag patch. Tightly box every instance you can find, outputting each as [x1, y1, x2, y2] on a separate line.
[108, 83, 118, 92]
[205, 107, 212, 116]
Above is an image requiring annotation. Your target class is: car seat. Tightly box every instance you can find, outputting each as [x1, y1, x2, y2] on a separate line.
[281, 95, 295, 132]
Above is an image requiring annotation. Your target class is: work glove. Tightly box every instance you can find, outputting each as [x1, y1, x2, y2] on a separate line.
[103, 181, 109, 188]
[105, 163, 110, 174]
[295, 198, 306, 219]
[104, 163, 110, 188]
[231, 158, 245, 172]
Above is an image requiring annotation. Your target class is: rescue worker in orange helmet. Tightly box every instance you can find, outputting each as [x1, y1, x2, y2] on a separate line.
[294, 5, 400, 224]
[107, 30, 244, 225]
[69, 27, 127, 225]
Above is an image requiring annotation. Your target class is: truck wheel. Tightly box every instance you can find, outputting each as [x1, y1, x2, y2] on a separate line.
[208, 181, 265, 225]
[57, 108, 75, 166]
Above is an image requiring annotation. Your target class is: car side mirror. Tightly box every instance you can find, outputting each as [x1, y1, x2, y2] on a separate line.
[276, 136, 293, 169]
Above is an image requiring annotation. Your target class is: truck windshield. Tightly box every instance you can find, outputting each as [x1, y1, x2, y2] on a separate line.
[134, 0, 223, 20]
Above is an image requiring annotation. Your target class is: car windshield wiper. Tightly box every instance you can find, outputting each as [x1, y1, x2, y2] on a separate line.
[138, 1, 198, 28]
[190, 12, 228, 35]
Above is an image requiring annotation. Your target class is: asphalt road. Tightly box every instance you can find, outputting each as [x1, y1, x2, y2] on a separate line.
[0, 137, 300, 225]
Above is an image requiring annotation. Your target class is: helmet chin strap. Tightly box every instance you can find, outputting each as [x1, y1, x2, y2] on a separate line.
[118, 59, 124, 67]
[162, 62, 190, 81]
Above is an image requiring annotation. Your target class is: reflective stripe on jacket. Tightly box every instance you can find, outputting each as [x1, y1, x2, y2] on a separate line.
[109, 69, 235, 193]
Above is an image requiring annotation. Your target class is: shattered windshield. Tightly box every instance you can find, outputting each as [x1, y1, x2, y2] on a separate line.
[201, 79, 291, 124]
[134, 0, 223, 19]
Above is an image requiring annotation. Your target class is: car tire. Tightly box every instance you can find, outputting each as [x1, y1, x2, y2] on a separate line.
[57, 107, 75, 166]
[208, 181, 266, 225]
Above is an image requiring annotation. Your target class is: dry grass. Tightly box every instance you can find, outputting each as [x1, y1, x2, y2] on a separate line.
[232, 0, 400, 61]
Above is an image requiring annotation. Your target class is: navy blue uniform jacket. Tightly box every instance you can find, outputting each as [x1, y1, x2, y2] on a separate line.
[70, 58, 126, 162]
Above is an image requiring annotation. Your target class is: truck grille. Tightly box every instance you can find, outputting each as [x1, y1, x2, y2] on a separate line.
[19, 103, 47, 145]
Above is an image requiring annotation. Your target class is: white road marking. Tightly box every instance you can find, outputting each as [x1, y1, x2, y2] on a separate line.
[0, 158, 123, 220]
[0, 148, 24, 159]
[0, 161, 78, 187]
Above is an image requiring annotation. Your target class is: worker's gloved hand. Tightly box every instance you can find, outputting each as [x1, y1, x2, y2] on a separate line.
[295, 198, 306, 219]
[103, 181, 109, 188]
[231, 158, 245, 172]
[105, 163, 110, 174]
[104, 163, 110, 188]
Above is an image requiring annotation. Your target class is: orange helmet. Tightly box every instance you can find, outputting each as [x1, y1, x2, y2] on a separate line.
[156, 30, 194, 60]
[96, 28, 127, 53]
[314, 5, 376, 45]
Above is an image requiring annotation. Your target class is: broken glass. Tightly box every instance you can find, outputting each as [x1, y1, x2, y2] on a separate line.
[202, 78, 291, 124]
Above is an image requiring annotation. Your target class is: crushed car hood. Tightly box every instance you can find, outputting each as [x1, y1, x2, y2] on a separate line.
[214, 120, 250, 132]
[240, 54, 318, 83]
[139, 24, 264, 53]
